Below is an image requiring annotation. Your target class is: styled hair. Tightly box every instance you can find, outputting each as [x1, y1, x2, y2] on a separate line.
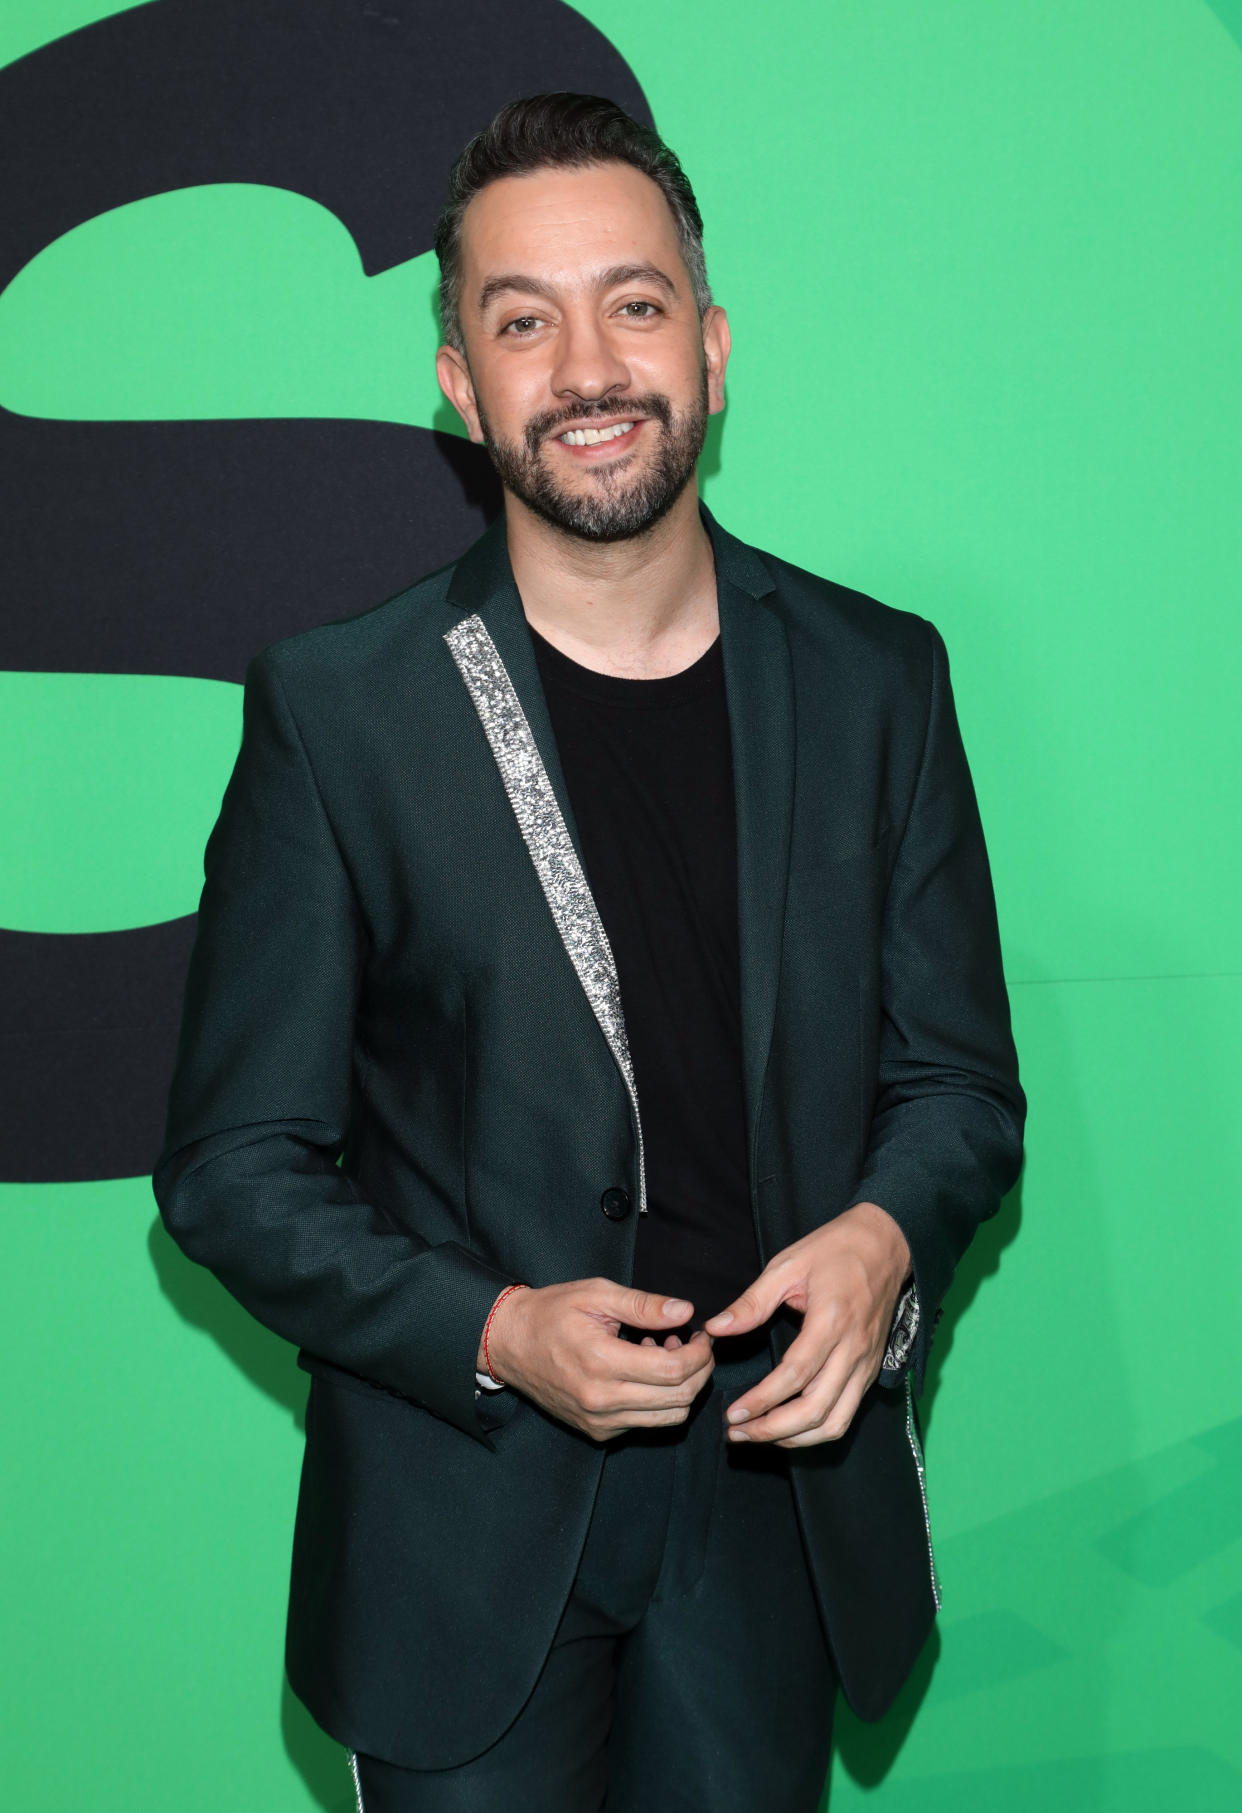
[434, 92, 712, 353]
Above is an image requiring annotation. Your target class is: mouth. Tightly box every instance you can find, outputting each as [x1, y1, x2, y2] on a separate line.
[550, 417, 646, 457]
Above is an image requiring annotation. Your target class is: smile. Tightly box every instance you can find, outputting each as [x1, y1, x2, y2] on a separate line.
[556, 420, 640, 448]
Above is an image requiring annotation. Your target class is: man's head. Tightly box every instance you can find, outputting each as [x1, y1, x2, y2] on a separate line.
[433, 93, 729, 544]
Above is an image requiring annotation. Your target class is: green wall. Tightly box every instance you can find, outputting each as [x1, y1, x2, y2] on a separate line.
[3, 2, 1241, 1807]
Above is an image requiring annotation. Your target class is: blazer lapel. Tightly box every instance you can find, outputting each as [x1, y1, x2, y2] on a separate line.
[442, 507, 795, 1213]
[443, 520, 647, 1211]
[706, 511, 795, 1183]
[444, 516, 582, 854]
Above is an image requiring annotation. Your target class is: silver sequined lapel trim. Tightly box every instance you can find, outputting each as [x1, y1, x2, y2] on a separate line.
[444, 612, 647, 1213]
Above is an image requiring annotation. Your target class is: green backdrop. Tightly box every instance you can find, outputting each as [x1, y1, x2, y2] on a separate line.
[3, 2, 1241, 1807]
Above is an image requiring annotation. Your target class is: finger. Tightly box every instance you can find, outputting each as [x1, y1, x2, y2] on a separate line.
[724, 1324, 841, 1427]
[774, 1373, 869, 1447]
[591, 1281, 695, 1333]
[586, 1404, 697, 1438]
[641, 1335, 657, 1346]
[733, 1357, 866, 1446]
[601, 1327, 716, 1389]
[580, 1367, 714, 1420]
[702, 1267, 786, 1337]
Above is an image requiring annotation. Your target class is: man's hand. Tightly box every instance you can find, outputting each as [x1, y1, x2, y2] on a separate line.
[480, 1279, 716, 1441]
[702, 1203, 911, 1448]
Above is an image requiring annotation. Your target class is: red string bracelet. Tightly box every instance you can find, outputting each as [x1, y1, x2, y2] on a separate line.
[482, 1283, 529, 1385]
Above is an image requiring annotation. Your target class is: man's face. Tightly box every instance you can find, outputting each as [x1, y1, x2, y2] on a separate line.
[436, 162, 729, 543]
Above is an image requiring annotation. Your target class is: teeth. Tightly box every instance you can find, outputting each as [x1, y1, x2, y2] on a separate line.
[559, 421, 634, 446]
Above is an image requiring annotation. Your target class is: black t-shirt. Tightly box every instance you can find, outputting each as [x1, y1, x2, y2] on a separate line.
[530, 623, 761, 1329]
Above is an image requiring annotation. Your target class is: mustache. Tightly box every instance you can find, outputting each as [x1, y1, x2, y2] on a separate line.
[524, 393, 672, 455]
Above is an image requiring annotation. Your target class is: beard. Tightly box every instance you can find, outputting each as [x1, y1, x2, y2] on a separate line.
[475, 374, 709, 544]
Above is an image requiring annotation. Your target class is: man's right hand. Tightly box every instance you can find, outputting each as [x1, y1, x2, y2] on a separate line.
[480, 1279, 715, 1441]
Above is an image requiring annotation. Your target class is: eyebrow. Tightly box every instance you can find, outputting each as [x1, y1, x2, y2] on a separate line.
[477, 263, 679, 314]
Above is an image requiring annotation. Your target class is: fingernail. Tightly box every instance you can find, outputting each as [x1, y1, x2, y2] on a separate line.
[727, 1405, 749, 1425]
[706, 1310, 734, 1330]
[663, 1298, 691, 1318]
[728, 1428, 750, 1442]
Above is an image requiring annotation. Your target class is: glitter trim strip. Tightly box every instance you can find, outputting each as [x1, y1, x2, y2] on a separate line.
[905, 1373, 942, 1610]
[444, 613, 647, 1213]
[347, 1749, 365, 1812]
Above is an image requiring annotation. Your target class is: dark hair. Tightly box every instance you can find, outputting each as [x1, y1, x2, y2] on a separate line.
[434, 92, 712, 353]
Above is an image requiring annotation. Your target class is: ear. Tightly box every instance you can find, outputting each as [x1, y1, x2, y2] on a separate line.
[436, 344, 484, 443]
[701, 306, 731, 416]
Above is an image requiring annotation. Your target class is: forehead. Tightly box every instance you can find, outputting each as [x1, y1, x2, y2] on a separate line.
[459, 163, 684, 295]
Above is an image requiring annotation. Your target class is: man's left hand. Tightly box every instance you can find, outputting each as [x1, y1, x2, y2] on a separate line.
[702, 1202, 912, 1448]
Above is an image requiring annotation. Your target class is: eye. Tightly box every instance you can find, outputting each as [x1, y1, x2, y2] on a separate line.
[501, 314, 546, 337]
[617, 299, 660, 319]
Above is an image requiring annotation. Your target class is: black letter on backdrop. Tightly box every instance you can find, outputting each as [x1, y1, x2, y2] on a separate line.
[0, 0, 651, 1181]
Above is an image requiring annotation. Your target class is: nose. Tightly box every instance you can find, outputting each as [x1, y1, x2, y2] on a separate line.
[549, 306, 631, 405]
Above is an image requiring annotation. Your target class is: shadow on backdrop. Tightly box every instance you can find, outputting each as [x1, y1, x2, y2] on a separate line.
[825, 1172, 1023, 1802]
[282, 1672, 357, 1813]
[149, 1216, 354, 1807]
[147, 1215, 307, 1431]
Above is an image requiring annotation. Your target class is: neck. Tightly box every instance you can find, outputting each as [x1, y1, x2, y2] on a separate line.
[503, 482, 719, 679]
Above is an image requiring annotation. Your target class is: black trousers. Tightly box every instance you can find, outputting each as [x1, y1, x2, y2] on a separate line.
[349, 1337, 837, 1811]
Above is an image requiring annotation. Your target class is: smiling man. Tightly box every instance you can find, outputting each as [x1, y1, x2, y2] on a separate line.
[155, 93, 1025, 1812]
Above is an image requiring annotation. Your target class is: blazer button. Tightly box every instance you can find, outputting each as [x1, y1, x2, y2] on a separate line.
[600, 1187, 632, 1221]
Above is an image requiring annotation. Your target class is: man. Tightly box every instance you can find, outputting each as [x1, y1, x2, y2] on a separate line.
[154, 92, 1025, 1811]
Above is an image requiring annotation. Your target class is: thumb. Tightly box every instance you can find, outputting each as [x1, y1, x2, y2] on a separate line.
[703, 1271, 781, 1335]
[595, 1282, 694, 1332]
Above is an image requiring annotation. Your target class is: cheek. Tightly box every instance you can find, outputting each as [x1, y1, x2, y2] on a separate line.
[489, 360, 554, 437]
[635, 345, 700, 404]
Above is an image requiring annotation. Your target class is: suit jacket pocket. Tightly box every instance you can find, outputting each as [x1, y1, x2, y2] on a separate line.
[296, 1349, 428, 1411]
[474, 1381, 524, 1434]
[297, 1348, 525, 1436]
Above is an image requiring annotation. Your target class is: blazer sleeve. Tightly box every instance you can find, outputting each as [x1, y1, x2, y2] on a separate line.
[152, 649, 514, 1445]
[846, 619, 1026, 1395]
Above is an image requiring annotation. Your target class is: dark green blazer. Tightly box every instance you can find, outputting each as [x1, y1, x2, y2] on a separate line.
[153, 505, 1025, 1768]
